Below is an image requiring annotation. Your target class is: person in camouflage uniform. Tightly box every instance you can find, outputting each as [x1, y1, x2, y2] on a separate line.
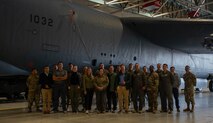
[142, 66, 149, 107]
[131, 63, 146, 113]
[154, 63, 162, 110]
[127, 63, 134, 79]
[26, 68, 41, 112]
[94, 68, 109, 113]
[142, 66, 149, 84]
[183, 65, 196, 112]
[146, 65, 159, 113]
[96, 63, 109, 76]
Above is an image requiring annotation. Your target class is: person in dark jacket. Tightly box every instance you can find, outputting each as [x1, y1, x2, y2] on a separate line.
[131, 63, 146, 113]
[159, 64, 174, 114]
[68, 65, 81, 113]
[39, 66, 53, 114]
[107, 65, 117, 113]
[116, 64, 131, 113]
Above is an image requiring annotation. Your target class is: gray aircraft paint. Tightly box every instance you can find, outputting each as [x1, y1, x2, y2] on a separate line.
[0, 0, 213, 79]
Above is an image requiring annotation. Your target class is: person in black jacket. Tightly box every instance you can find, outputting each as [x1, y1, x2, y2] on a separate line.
[68, 65, 81, 113]
[159, 64, 174, 114]
[39, 65, 53, 114]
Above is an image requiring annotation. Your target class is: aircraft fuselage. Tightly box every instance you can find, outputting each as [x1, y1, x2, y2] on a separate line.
[0, 0, 213, 78]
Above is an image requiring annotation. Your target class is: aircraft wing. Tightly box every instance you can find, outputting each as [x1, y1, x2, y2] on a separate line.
[121, 17, 213, 54]
[0, 60, 29, 76]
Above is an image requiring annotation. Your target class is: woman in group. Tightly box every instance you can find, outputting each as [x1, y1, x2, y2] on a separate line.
[83, 67, 95, 114]
[94, 68, 109, 113]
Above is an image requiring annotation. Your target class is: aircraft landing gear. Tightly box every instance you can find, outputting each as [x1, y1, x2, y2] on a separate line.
[207, 74, 213, 92]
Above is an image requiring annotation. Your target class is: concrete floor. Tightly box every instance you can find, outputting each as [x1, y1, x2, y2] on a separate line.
[0, 93, 213, 123]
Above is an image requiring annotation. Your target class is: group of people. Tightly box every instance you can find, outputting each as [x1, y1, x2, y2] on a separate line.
[26, 61, 197, 114]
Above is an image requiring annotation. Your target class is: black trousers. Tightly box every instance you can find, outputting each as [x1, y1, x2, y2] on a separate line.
[107, 91, 117, 111]
[53, 83, 67, 111]
[85, 88, 94, 110]
[172, 87, 180, 109]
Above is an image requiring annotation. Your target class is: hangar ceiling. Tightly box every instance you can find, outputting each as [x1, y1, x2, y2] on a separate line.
[83, 0, 213, 18]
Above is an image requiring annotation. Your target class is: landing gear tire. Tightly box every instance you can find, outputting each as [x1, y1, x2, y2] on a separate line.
[209, 80, 213, 92]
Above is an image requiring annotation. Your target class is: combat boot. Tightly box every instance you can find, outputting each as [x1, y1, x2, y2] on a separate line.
[183, 103, 190, 112]
[183, 108, 190, 112]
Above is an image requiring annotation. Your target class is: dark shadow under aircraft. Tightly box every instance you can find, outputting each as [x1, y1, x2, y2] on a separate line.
[0, 0, 213, 98]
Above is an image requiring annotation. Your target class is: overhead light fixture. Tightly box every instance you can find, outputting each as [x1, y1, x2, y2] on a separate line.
[106, 0, 119, 4]
[88, 0, 105, 4]
[106, 0, 129, 5]
[152, 12, 169, 17]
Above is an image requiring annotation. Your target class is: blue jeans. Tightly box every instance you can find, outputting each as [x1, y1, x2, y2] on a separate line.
[173, 87, 180, 109]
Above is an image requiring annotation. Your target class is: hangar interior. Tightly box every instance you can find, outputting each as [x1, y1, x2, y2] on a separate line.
[1, 1, 213, 123]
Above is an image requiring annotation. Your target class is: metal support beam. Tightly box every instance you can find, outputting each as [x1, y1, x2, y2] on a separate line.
[152, 0, 170, 17]
[124, 0, 156, 10]
[193, 0, 205, 17]
[110, 0, 156, 14]
[152, 1, 213, 17]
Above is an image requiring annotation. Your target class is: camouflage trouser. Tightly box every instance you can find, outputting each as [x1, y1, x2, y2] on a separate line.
[147, 89, 158, 110]
[28, 89, 40, 109]
[184, 88, 195, 105]
[132, 89, 145, 111]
